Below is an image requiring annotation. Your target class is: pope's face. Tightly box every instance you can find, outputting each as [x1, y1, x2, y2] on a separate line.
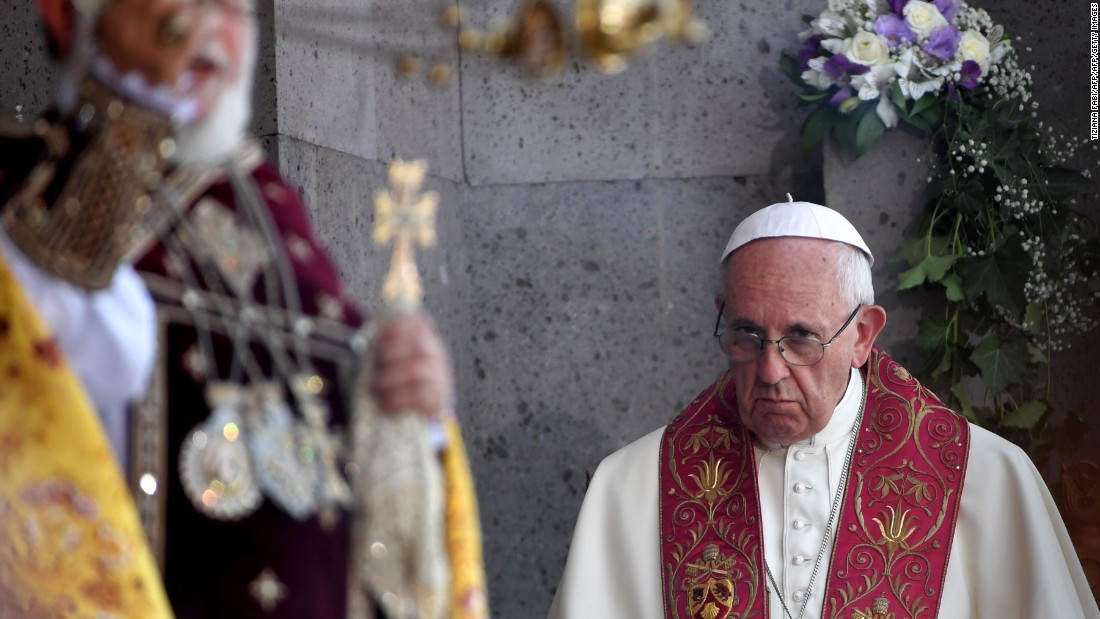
[96, 0, 255, 121]
[718, 237, 866, 445]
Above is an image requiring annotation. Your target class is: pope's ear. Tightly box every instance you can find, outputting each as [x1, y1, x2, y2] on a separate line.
[851, 305, 886, 368]
[37, 0, 75, 58]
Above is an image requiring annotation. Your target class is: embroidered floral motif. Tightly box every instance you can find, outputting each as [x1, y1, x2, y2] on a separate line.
[188, 198, 272, 295]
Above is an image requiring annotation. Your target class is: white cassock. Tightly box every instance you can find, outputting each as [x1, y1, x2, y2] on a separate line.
[548, 368, 1100, 619]
[0, 226, 156, 466]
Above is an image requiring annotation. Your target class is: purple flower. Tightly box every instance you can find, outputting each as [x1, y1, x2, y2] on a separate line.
[829, 85, 854, 106]
[823, 54, 870, 79]
[932, 0, 960, 21]
[887, 0, 909, 15]
[958, 59, 982, 90]
[874, 14, 917, 47]
[798, 35, 824, 70]
[923, 25, 961, 60]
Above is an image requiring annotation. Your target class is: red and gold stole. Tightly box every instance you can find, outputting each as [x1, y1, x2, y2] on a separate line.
[659, 347, 969, 619]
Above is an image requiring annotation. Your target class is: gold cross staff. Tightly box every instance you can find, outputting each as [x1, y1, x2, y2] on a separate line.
[373, 159, 438, 312]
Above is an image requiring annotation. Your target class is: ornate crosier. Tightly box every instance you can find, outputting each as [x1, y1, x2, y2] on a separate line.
[373, 159, 438, 312]
[353, 159, 448, 619]
[780, 0, 1099, 467]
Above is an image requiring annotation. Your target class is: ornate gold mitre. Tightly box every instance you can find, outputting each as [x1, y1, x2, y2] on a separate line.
[1, 76, 178, 290]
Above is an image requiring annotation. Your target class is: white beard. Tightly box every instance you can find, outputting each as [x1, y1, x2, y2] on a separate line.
[171, 25, 258, 167]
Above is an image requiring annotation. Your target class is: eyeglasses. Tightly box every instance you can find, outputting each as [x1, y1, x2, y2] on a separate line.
[713, 303, 862, 366]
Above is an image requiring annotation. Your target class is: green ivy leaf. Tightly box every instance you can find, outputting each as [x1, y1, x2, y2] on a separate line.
[932, 347, 954, 378]
[1022, 303, 1045, 335]
[798, 91, 832, 103]
[779, 50, 802, 84]
[897, 262, 927, 290]
[952, 179, 986, 215]
[905, 114, 933, 134]
[1000, 400, 1046, 429]
[941, 273, 965, 301]
[917, 104, 943, 128]
[956, 234, 1029, 318]
[970, 334, 1027, 394]
[916, 315, 950, 352]
[888, 84, 907, 113]
[898, 254, 955, 290]
[1026, 340, 1049, 364]
[897, 237, 925, 266]
[909, 94, 938, 118]
[949, 382, 984, 424]
[855, 107, 886, 156]
[833, 106, 863, 158]
[801, 107, 838, 154]
[924, 254, 955, 282]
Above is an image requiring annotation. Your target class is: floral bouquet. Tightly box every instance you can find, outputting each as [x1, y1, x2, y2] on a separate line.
[780, 0, 1030, 155]
[782, 0, 1099, 465]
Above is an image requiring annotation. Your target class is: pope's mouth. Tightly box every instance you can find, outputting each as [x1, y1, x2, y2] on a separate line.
[753, 398, 800, 414]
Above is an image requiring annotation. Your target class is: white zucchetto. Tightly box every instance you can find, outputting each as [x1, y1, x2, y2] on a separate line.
[721, 198, 874, 265]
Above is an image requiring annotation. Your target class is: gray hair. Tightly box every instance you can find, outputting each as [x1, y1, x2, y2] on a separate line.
[835, 241, 875, 307]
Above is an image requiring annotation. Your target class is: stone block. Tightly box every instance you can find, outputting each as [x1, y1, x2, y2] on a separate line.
[0, 3, 58, 117]
[457, 0, 827, 185]
[274, 0, 464, 181]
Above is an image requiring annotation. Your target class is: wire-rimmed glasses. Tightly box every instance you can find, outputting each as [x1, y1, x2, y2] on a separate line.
[713, 303, 862, 366]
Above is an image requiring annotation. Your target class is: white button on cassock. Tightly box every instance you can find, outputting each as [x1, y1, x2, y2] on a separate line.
[794, 450, 806, 461]
[793, 519, 811, 530]
[792, 555, 808, 566]
[792, 590, 806, 602]
[793, 482, 812, 493]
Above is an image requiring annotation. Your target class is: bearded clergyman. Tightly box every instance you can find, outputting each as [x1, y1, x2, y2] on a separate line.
[0, 1, 487, 617]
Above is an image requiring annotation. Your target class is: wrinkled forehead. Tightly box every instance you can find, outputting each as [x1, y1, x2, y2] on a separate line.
[721, 237, 845, 301]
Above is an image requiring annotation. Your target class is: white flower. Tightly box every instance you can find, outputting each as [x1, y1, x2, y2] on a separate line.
[811, 10, 849, 37]
[957, 30, 991, 71]
[876, 96, 899, 127]
[802, 59, 837, 89]
[820, 37, 845, 54]
[852, 62, 896, 99]
[899, 76, 944, 99]
[844, 31, 892, 66]
[903, 1, 948, 38]
[893, 48, 917, 79]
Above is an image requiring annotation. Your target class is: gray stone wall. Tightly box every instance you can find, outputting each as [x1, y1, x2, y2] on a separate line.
[1, 1, 1096, 617]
